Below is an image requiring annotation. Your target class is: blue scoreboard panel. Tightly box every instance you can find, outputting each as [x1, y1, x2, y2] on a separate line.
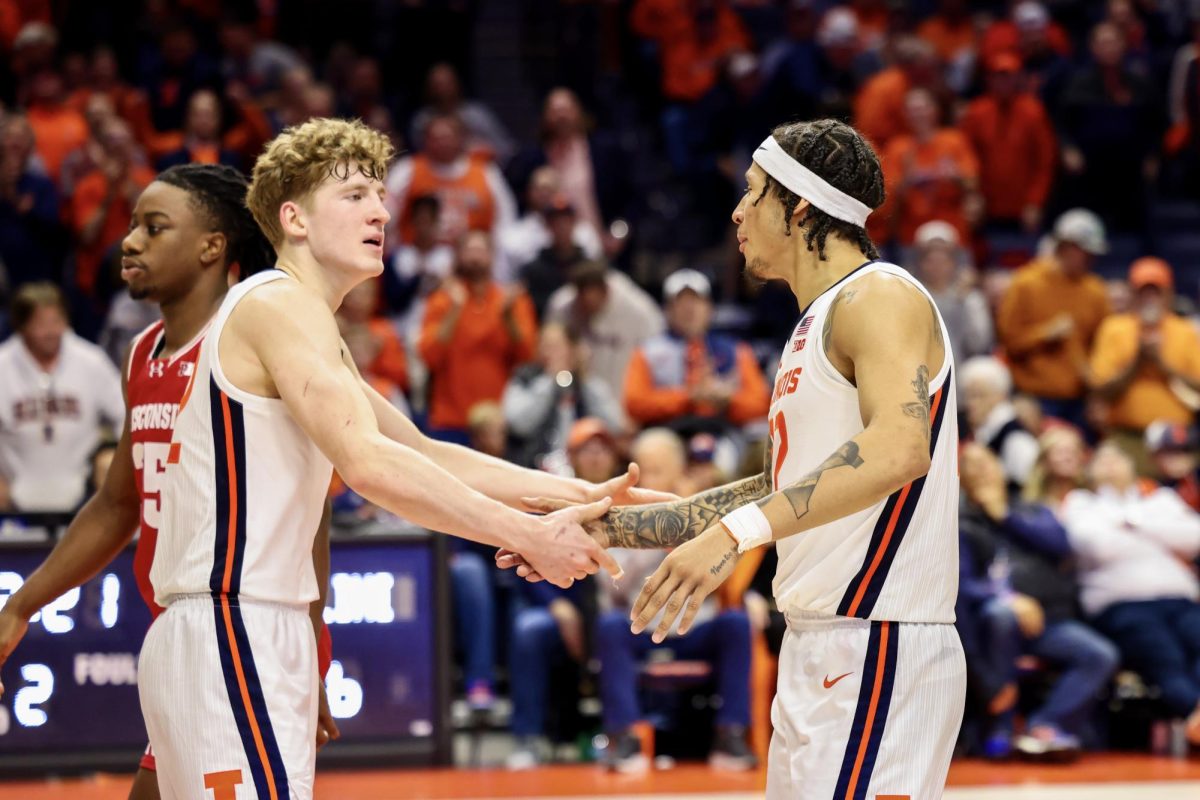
[0, 533, 450, 774]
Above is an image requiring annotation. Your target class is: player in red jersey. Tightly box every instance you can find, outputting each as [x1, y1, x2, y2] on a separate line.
[0, 164, 338, 800]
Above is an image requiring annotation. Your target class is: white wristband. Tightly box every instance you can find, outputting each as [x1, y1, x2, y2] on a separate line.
[719, 503, 773, 553]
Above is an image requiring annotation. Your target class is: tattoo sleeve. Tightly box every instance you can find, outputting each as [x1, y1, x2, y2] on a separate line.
[759, 440, 865, 520]
[600, 472, 773, 549]
[601, 439, 775, 550]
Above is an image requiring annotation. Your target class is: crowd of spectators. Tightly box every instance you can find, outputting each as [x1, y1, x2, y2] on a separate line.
[4, 0, 1200, 771]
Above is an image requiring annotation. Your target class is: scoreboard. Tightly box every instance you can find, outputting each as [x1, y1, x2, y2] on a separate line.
[0, 531, 451, 774]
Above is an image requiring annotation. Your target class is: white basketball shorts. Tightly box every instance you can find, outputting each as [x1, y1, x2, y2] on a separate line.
[139, 594, 317, 800]
[767, 611, 965, 800]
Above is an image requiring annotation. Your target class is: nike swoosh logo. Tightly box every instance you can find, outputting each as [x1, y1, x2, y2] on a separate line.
[823, 672, 853, 689]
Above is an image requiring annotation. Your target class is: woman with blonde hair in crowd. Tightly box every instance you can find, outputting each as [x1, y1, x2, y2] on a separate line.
[1023, 426, 1090, 509]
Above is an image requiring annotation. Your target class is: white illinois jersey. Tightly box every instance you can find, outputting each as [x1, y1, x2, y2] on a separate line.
[152, 270, 332, 607]
[770, 261, 958, 624]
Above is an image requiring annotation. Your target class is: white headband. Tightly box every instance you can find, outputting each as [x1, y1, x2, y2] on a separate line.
[752, 136, 872, 227]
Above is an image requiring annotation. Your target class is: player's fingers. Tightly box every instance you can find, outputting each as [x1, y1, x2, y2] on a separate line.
[516, 564, 533, 578]
[521, 496, 571, 513]
[595, 463, 637, 499]
[652, 582, 693, 643]
[631, 573, 681, 635]
[496, 551, 526, 569]
[561, 495, 612, 523]
[589, 542, 624, 581]
[316, 728, 330, 749]
[630, 565, 671, 627]
[674, 593, 706, 637]
[326, 715, 341, 741]
[522, 570, 545, 584]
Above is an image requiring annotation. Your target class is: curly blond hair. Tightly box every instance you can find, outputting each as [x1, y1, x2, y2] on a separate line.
[246, 117, 394, 247]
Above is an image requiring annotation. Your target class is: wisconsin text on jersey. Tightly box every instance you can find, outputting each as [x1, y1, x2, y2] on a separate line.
[130, 403, 181, 432]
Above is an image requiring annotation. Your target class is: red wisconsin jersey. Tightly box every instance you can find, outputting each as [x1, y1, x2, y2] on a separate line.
[125, 320, 206, 619]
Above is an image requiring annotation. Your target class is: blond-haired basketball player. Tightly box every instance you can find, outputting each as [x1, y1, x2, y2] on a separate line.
[136, 118, 663, 800]
[514, 119, 966, 799]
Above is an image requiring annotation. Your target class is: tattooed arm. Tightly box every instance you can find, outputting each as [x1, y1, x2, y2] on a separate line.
[750, 274, 946, 541]
[628, 274, 947, 642]
[596, 470, 772, 549]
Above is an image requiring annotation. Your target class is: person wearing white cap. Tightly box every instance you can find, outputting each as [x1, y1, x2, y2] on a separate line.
[996, 208, 1110, 429]
[911, 220, 993, 373]
[507, 118, 965, 798]
[622, 267, 770, 437]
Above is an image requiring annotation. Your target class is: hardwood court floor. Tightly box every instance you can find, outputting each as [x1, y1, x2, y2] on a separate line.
[3, 755, 1200, 799]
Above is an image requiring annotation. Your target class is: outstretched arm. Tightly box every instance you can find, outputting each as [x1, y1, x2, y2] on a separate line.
[355, 364, 675, 509]
[630, 275, 946, 641]
[231, 283, 618, 588]
[0, 369, 140, 696]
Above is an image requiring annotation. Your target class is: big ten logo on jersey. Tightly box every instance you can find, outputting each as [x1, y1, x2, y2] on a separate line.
[772, 367, 802, 404]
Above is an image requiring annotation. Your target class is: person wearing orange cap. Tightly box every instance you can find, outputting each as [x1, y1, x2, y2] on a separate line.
[1090, 257, 1200, 472]
[959, 52, 1057, 235]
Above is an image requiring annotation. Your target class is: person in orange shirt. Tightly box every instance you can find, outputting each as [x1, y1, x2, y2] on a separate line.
[154, 89, 243, 171]
[960, 53, 1057, 234]
[656, 0, 752, 103]
[68, 47, 158, 153]
[1089, 258, 1200, 471]
[337, 277, 409, 411]
[979, 1, 1072, 68]
[624, 269, 769, 434]
[25, 68, 88, 182]
[419, 230, 537, 442]
[917, 0, 978, 65]
[387, 113, 517, 248]
[875, 87, 982, 247]
[995, 209, 1111, 429]
[852, 35, 940, 150]
[70, 118, 155, 298]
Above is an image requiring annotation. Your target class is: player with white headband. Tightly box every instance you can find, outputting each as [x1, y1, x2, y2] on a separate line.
[511, 119, 964, 798]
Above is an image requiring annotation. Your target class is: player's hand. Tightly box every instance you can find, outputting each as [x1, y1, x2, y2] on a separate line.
[0, 607, 30, 698]
[631, 524, 741, 643]
[580, 463, 682, 508]
[518, 497, 623, 588]
[316, 680, 341, 749]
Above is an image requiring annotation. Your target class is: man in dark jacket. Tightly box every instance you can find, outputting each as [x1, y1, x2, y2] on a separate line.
[957, 443, 1119, 759]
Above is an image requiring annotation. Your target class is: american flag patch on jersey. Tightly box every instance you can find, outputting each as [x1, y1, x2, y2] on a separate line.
[797, 315, 814, 335]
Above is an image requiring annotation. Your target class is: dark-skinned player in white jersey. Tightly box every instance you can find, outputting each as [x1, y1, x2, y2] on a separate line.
[511, 119, 966, 799]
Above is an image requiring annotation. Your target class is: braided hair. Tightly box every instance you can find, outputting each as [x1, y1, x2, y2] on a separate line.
[755, 119, 885, 261]
[156, 164, 276, 278]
